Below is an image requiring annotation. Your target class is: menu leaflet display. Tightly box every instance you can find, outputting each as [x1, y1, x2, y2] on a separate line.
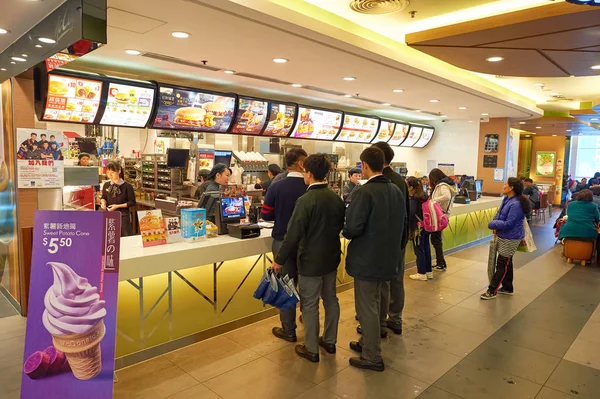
[389, 123, 410, 146]
[231, 98, 268, 135]
[413, 127, 435, 148]
[263, 103, 296, 137]
[99, 83, 155, 127]
[374, 121, 396, 143]
[152, 87, 235, 132]
[336, 114, 379, 143]
[42, 74, 102, 123]
[401, 126, 423, 147]
[290, 107, 341, 140]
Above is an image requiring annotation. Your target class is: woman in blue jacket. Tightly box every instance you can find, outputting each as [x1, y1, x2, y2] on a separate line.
[481, 177, 532, 300]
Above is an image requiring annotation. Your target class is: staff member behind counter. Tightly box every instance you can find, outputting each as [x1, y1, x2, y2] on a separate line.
[195, 163, 232, 199]
[100, 161, 136, 237]
[255, 164, 282, 193]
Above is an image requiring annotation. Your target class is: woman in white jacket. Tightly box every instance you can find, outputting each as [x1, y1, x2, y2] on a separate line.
[429, 168, 457, 271]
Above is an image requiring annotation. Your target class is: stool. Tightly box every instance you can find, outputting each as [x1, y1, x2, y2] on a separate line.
[563, 239, 595, 266]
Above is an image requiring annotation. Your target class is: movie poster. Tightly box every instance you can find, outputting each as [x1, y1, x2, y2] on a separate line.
[16, 128, 64, 188]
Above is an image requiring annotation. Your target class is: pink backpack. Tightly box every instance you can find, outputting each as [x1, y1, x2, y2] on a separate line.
[419, 198, 449, 232]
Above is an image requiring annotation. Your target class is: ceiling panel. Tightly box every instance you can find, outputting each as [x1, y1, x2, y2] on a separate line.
[480, 26, 600, 51]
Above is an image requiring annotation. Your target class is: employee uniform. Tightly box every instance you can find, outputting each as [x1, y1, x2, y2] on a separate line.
[255, 178, 273, 194]
[261, 171, 307, 338]
[342, 181, 359, 204]
[101, 180, 136, 237]
[344, 174, 405, 364]
[195, 179, 220, 199]
[274, 183, 346, 354]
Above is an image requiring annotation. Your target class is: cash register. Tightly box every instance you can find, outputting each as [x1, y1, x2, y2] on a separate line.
[198, 192, 259, 237]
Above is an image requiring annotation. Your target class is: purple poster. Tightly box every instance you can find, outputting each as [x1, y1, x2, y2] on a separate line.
[21, 211, 121, 399]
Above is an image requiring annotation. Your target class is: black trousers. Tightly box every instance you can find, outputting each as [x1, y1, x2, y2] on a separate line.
[431, 231, 446, 267]
[488, 255, 514, 293]
[121, 213, 133, 237]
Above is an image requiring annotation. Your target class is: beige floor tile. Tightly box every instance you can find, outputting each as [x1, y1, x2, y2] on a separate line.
[431, 307, 506, 336]
[0, 355, 23, 397]
[294, 386, 342, 399]
[0, 334, 24, 368]
[265, 345, 352, 384]
[0, 315, 26, 341]
[564, 338, 600, 371]
[447, 264, 489, 282]
[204, 357, 314, 399]
[403, 297, 453, 321]
[116, 355, 175, 382]
[165, 335, 259, 382]
[577, 320, 600, 345]
[435, 275, 489, 294]
[444, 256, 479, 270]
[225, 317, 299, 356]
[165, 384, 221, 399]
[456, 290, 539, 319]
[407, 283, 472, 306]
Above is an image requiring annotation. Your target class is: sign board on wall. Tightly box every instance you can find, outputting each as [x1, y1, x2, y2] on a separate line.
[438, 163, 455, 177]
[536, 151, 556, 177]
[483, 155, 498, 168]
[16, 129, 64, 188]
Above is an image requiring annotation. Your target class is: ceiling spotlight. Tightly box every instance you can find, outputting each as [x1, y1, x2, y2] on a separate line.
[382, 103, 391, 106]
[519, 121, 526, 124]
[415, 110, 422, 113]
[458, 106, 467, 110]
[590, 65, 600, 70]
[392, 89, 404, 93]
[11, 57, 26, 62]
[525, 135, 531, 138]
[0, 68, 6, 71]
[171, 31, 190, 38]
[552, 134, 557, 137]
[291, 83, 302, 88]
[35, 44, 42, 48]
[38, 37, 55, 44]
[343, 76, 356, 81]
[566, 129, 572, 132]
[223, 70, 235, 74]
[536, 126, 542, 129]
[10, 61, 15, 64]
[486, 56, 504, 62]
[343, 94, 352, 98]
[533, 83, 545, 87]
[21, 54, 27, 57]
[550, 92, 559, 96]
[481, 113, 489, 116]
[273, 58, 288, 64]
[430, 99, 440, 103]
[125, 49, 141, 55]
[0, 29, 9, 35]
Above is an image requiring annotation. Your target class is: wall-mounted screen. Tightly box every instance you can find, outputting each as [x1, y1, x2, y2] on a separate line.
[41, 74, 102, 123]
[99, 82, 155, 127]
[231, 97, 268, 135]
[290, 107, 342, 140]
[152, 86, 236, 132]
[373, 121, 396, 143]
[335, 114, 379, 143]
[263, 103, 297, 137]
[389, 122, 410, 146]
[413, 127, 435, 148]
[401, 126, 423, 147]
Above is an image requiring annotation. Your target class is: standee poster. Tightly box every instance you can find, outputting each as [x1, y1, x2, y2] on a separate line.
[21, 211, 121, 399]
[16, 128, 64, 188]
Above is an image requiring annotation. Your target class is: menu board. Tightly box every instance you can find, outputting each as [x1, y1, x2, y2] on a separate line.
[99, 82, 155, 127]
[263, 103, 297, 137]
[413, 127, 435, 148]
[152, 86, 236, 132]
[336, 114, 379, 143]
[373, 121, 396, 143]
[231, 98, 268, 135]
[42, 74, 102, 123]
[401, 126, 423, 147]
[290, 107, 341, 140]
[389, 123, 410, 146]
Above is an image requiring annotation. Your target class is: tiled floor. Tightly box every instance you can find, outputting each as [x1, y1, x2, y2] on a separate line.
[5, 215, 600, 399]
[0, 291, 18, 318]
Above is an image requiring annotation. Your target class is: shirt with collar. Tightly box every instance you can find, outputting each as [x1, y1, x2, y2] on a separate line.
[367, 173, 383, 182]
[308, 182, 327, 190]
[287, 171, 304, 178]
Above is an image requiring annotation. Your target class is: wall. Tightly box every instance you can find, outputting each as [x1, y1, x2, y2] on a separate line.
[477, 118, 509, 194]
[529, 135, 566, 206]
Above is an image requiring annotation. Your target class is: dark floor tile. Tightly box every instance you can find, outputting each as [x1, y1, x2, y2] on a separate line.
[509, 307, 589, 337]
[417, 386, 464, 399]
[433, 359, 542, 399]
[546, 360, 600, 399]
[492, 323, 573, 358]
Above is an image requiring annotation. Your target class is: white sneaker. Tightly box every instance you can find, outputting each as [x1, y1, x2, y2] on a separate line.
[410, 273, 428, 281]
[426, 272, 433, 280]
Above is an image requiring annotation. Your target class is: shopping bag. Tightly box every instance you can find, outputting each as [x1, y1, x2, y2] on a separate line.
[488, 236, 497, 283]
[261, 272, 280, 305]
[253, 270, 271, 300]
[518, 218, 537, 253]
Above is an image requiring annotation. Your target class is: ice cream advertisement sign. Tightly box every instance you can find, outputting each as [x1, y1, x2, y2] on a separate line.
[21, 211, 121, 399]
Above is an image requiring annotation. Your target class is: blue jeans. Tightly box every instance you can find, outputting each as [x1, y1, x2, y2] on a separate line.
[413, 230, 432, 274]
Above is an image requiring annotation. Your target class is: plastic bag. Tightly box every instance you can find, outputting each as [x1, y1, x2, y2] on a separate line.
[518, 218, 537, 253]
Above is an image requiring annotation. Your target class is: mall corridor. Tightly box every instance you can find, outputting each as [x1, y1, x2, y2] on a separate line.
[1, 218, 600, 399]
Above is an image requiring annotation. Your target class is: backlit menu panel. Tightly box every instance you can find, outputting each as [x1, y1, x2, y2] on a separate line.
[99, 82, 155, 127]
[413, 127, 435, 148]
[42, 74, 102, 123]
[336, 114, 379, 143]
[290, 107, 342, 140]
[373, 121, 396, 143]
[401, 126, 423, 147]
[263, 103, 297, 137]
[389, 123, 410, 146]
[231, 98, 268, 135]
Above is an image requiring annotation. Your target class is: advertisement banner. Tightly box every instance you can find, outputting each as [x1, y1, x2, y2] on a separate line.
[16, 128, 64, 188]
[21, 211, 121, 399]
[137, 209, 167, 247]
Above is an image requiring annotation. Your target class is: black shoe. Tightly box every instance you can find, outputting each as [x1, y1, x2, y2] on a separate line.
[355, 314, 359, 321]
[433, 264, 447, 271]
[318, 337, 336, 354]
[385, 320, 402, 335]
[356, 325, 388, 339]
[349, 341, 363, 353]
[299, 315, 303, 324]
[295, 344, 319, 363]
[349, 357, 385, 372]
[498, 288, 514, 296]
[272, 327, 297, 342]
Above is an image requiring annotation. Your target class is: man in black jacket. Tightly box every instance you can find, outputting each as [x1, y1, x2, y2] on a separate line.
[272, 154, 346, 362]
[344, 147, 405, 372]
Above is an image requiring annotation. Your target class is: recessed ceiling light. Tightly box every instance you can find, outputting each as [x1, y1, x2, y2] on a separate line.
[38, 37, 55, 44]
[550, 92, 559, 96]
[533, 83, 545, 87]
[567, 129, 572, 132]
[291, 83, 302, 88]
[10, 61, 15, 64]
[223, 70, 235, 74]
[382, 103, 391, 106]
[0, 68, 6, 71]
[415, 110, 421, 113]
[481, 113, 489, 116]
[458, 106, 467, 110]
[171, 31, 190, 38]
[343, 94, 352, 98]
[536, 126, 542, 129]
[469, 120, 473, 123]
[21, 54, 27, 57]
[525, 135, 531, 138]
[273, 58, 288, 64]
[519, 121, 526, 124]
[125, 49, 141, 55]
[590, 65, 600, 70]
[11, 57, 26, 62]
[343, 76, 356, 81]
[430, 99, 440, 103]
[0, 29, 8, 35]
[486, 56, 504, 62]
[35, 44, 42, 48]
[552, 134, 557, 137]
[392, 89, 404, 93]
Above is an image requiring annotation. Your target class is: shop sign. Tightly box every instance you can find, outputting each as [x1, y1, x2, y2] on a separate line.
[16, 128, 65, 188]
[20, 210, 121, 399]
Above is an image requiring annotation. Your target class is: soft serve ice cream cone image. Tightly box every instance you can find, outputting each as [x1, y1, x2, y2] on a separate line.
[42, 262, 107, 380]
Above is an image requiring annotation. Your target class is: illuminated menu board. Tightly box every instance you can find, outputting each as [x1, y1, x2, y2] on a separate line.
[336, 114, 379, 143]
[231, 98, 268, 135]
[42, 74, 102, 123]
[373, 121, 396, 143]
[99, 82, 155, 127]
[263, 103, 297, 137]
[413, 127, 435, 148]
[152, 86, 236, 132]
[401, 126, 423, 147]
[290, 107, 342, 140]
[389, 123, 410, 146]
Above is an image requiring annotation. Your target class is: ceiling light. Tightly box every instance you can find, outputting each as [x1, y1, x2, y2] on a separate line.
[343, 76, 356, 81]
[468, 120, 473, 123]
[171, 31, 190, 39]
[11, 57, 26, 62]
[525, 135, 531, 138]
[38, 37, 55, 44]
[0, 29, 8, 35]
[343, 94, 352, 98]
[533, 83, 545, 87]
[552, 134, 557, 137]
[125, 49, 141, 55]
[392, 89, 404, 93]
[35, 44, 42, 48]
[481, 113, 489, 116]
[291, 84, 302, 88]
[273, 58, 288, 64]
[10, 61, 15, 65]
[21, 54, 27, 57]
[223, 70, 235, 74]
[440, 115, 448, 118]
[591, 118, 599, 121]
[486, 56, 504, 62]
[519, 121, 526, 124]
[430, 99, 440, 103]
[0, 68, 6, 71]
[536, 126, 542, 129]
[415, 110, 421, 113]
[590, 65, 600, 70]
[458, 106, 467, 110]
[550, 92, 559, 96]
[382, 103, 391, 106]
[567, 129, 572, 132]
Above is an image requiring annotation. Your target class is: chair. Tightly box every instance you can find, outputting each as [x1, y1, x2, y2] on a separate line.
[563, 239, 595, 266]
[535, 193, 549, 224]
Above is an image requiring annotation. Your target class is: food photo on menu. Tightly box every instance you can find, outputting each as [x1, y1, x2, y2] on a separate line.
[337, 115, 379, 143]
[231, 98, 268, 134]
[99, 83, 155, 127]
[43, 74, 102, 123]
[389, 123, 410, 146]
[292, 108, 341, 140]
[262, 103, 296, 137]
[376, 121, 396, 142]
[152, 87, 235, 132]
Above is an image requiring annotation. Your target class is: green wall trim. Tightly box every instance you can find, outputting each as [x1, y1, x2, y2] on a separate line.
[543, 111, 571, 117]
[580, 101, 593, 110]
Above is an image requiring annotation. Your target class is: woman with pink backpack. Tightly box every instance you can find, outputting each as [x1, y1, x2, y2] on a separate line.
[407, 177, 433, 281]
[429, 169, 457, 271]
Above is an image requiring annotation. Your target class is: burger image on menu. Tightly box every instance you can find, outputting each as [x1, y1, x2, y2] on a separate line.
[174, 107, 206, 127]
[114, 92, 130, 105]
[203, 102, 227, 118]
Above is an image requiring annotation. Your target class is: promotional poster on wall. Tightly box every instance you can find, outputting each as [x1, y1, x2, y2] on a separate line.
[536, 151, 556, 177]
[16, 128, 65, 188]
[20, 211, 121, 399]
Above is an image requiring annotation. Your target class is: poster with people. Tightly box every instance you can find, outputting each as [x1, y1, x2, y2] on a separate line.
[16, 129, 65, 188]
[20, 211, 121, 399]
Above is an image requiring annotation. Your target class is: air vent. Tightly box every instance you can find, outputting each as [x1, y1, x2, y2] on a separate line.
[349, 0, 409, 15]
[141, 52, 222, 72]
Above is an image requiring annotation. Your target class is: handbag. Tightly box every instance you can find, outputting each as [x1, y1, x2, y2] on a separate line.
[518, 218, 537, 253]
[488, 236, 497, 283]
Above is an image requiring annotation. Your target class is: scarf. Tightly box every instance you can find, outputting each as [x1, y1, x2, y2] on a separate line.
[107, 179, 125, 199]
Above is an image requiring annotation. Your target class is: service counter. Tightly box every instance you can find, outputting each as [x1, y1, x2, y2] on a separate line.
[115, 196, 502, 366]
